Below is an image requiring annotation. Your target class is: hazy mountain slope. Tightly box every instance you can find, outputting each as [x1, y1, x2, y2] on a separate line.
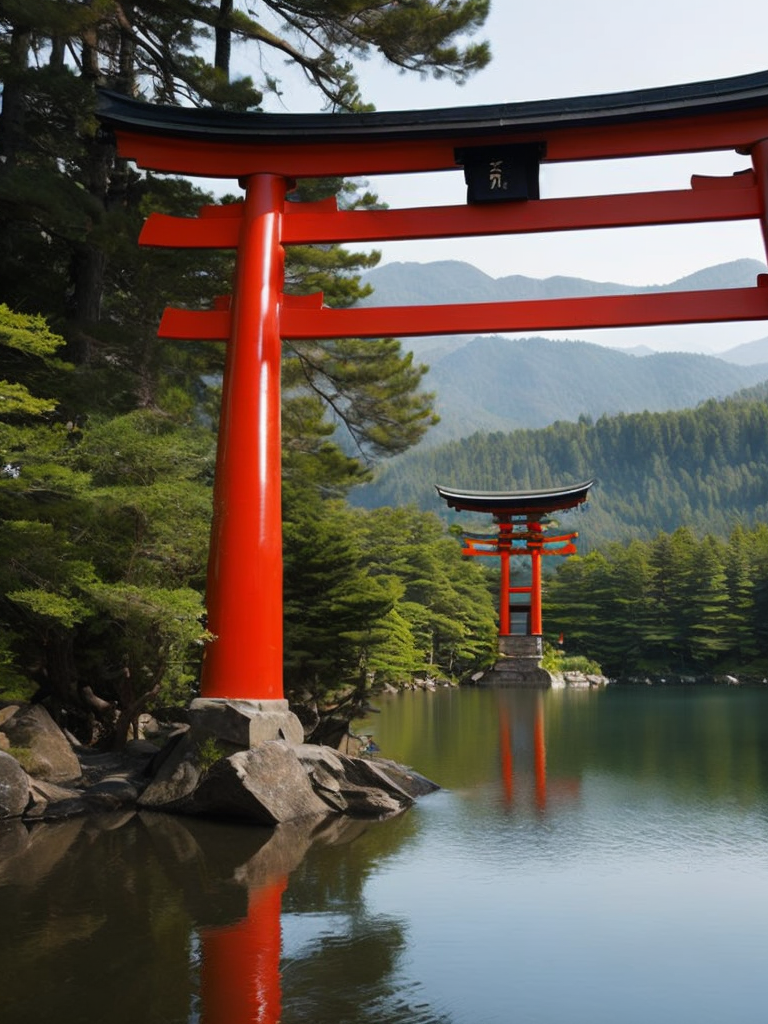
[720, 335, 768, 365]
[419, 335, 768, 441]
[360, 257, 766, 308]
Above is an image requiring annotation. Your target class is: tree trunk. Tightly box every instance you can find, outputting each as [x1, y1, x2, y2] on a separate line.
[0, 26, 30, 167]
[215, 0, 234, 78]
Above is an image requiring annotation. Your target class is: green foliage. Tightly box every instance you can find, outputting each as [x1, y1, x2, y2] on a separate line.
[354, 393, 768, 549]
[0, 2, 493, 745]
[0, 401, 214, 743]
[282, 480, 497, 722]
[541, 646, 603, 676]
[196, 736, 227, 774]
[543, 523, 768, 677]
[0, 305, 69, 422]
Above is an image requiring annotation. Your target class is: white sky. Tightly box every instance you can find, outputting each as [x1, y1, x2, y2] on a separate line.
[226, 1, 768, 352]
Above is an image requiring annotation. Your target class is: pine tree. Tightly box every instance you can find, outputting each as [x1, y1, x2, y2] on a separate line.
[0, 2, 495, 737]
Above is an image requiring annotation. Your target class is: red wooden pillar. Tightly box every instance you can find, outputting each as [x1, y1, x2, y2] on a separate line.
[499, 523, 511, 636]
[201, 877, 286, 1024]
[201, 174, 286, 701]
[751, 138, 768, 261]
[528, 520, 543, 636]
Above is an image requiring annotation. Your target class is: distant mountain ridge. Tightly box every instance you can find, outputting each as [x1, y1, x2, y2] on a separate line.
[409, 335, 768, 443]
[360, 257, 767, 308]
[356, 259, 768, 442]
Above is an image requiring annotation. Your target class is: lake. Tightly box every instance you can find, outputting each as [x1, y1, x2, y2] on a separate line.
[2, 685, 768, 1023]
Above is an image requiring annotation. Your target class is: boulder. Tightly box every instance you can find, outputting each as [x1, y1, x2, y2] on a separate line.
[191, 741, 330, 824]
[26, 777, 78, 819]
[0, 705, 81, 782]
[138, 732, 204, 811]
[296, 744, 415, 817]
[189, 698, 304, 748]
[0, 750, 30, 818]
[371, 757, 441, 799]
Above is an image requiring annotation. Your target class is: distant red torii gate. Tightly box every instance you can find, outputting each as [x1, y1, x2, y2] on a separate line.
[435, 482, 593, 638]
[97, 70, 768, 703]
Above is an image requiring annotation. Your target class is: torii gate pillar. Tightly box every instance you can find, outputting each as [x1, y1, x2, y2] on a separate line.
[201, 174, 286, 701]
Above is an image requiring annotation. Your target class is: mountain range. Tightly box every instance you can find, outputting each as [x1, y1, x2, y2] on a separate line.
[357, 258, 768, 443]
[360, 256, 768, 310]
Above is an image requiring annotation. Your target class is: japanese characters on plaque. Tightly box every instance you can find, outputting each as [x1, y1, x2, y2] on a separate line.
[456, 143, 545, 204]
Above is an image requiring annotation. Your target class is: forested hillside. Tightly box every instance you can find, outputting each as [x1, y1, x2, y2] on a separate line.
[352, 388, 768, 548]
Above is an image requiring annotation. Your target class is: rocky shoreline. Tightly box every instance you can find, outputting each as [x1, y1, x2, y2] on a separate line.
[0, 701, 438, 826]
[609, 672, 768, 687]
[4, 674, 765, 824]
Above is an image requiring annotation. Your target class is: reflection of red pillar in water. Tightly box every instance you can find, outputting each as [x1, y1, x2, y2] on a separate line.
[533, 702, 547, 811]
[201, 877, 286, 1024]
[499, 709, 514, 805]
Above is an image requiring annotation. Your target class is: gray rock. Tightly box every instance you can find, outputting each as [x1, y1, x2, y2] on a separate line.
[371, 758, 441, 799]
[191, 741, 331, 824]
[0, 705, 20, 727]
[88, 778, 140, 803]
[0, 705, 81, 782]
[189, 698, 304, 748]
[296, 744, 415, 817]
[29, 796, 95, 820]
[0, 750, 30, 818]
[138, 733, 203, 810]
[26, 777, 78, 818]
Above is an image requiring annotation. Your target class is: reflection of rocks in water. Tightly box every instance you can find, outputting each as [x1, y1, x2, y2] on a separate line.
[280, 829, 455, 1024]
[0, 816, 88, 886]
[0, 805, 428, 1024]
[0, 815, 193, 1024]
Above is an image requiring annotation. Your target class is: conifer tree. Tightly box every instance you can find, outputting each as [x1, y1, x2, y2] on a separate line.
[0, 2, 497, 736]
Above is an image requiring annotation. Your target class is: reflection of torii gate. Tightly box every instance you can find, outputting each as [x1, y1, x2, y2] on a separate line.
[97, 70, 768, 705]
[498, 692, 581, 813]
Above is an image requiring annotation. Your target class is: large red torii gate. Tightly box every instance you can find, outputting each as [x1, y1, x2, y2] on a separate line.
[97, 70, 768, 704]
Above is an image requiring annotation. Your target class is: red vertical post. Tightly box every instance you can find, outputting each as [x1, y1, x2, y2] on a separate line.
[750, 138, 768, 260]
[529, 520, 543, 636]
[201, 174, 286, 701]
[201, 878, 286, 1024]
[499, 523, 511, 636]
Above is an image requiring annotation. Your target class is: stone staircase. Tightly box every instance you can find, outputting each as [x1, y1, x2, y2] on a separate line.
[480, 635, 554, 688]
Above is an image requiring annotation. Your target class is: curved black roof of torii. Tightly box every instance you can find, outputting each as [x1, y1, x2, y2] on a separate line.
[97, 69, 768, 145]
[435, 481, 594, 516]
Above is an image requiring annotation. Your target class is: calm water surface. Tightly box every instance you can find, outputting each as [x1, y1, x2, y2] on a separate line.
[2, 686, 768, 1023]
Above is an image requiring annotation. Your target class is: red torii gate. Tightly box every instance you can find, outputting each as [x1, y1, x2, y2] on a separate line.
[435, 481, 593, 638]
[97, 70, 768, 704]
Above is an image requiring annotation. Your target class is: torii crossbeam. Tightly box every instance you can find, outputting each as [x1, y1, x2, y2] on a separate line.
[97, 70, 768, 703]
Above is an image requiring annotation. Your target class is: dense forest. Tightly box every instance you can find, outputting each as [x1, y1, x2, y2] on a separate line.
[0, 2, 495, 745]
[543, 523, 768, 678]
[353, 382, 768, 548]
